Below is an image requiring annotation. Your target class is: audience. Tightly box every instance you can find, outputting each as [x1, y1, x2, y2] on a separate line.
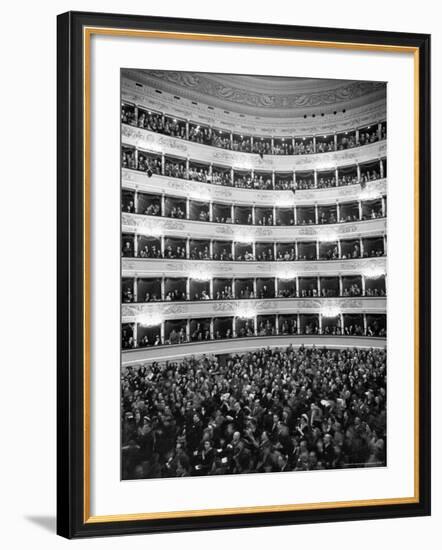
[123, 278, 385, 302]
[342, 283, 362, 297]
[123, 239, 382, 262]
[124, 239, 383, 262]
[121, 105, 386, 158]
[145, 203, 161, 216]
[137, 154, 162, 175]
[165, 289, 186, 302]
[138, 242, 162, 259]
[121, 346, 387, 479]
[164, 244, 186, 260]
[123, 143, 384, 191]
[344, 323, 365, 336]
[126, 194, 385, 226]
[169, 206, 185, 219]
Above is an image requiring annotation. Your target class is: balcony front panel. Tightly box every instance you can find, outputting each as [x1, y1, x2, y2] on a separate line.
[123, 169, 387, 206]
[122, 213, 386, 242]
[122, 256, 386, 278]
[122, 335, 387, 365]
[122, 296, 386, 323]
[122, 124, 387, 171]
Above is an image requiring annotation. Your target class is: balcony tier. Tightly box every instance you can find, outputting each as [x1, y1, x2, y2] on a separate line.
[123, 169, 387, 206]
[122, 296, 386, 323]
[122, 335, 386, 365]
[122, 213, 386, 242]
[122, 124, 387, 171]
[122, 74, 386, 135]
[122, 256, 386, 278]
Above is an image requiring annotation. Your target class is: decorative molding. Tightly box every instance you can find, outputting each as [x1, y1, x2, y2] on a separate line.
[121, 335, 387, 365]
[121, 296, 386, 322]
[144, 70, 384, 109]
[122, 212, 386, 242]
[122, 257, 386, 278]
[122, 70, 386, 129]
[122, 170, 387, 207]
[122, 124, 387, 172]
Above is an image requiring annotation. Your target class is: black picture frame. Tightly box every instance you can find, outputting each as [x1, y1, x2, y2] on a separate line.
[57, 10, 431, 539]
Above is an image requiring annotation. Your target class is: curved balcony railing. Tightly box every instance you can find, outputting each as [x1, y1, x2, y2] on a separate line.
[122, 275, 386, 304]
[122, 169, 387, 207]
[122, 297, 386, 321]
[121, 104, 386, 158]
[122, 215, 387, 248]
[121, 334, 387, 364]
[121, 194, 386, 229]
[122, 135, 387, 186]
[122, 256, 386, 279]
[121, 311, 386, 350]
[122, 237, 386, 266]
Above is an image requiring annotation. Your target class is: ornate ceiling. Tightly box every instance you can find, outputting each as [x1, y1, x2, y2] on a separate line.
[128, 69, 386, 118]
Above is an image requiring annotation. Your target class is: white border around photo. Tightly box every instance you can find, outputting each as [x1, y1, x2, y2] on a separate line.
[90, 33, 414, 516]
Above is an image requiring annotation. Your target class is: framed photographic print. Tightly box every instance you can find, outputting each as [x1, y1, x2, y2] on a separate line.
[57, 11, 431, 538]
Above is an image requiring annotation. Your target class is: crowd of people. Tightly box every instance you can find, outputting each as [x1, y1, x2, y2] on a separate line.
[319, 211, 337, 224]
[164, 245, 187, 260]
[360, 169, 382, 184]
[343, 322, 365, 336]
[122, 143, 385, 192]
[212, 247, 233, 261]
[277, 286, 297, 298]
[367, 319, 387, 337]
[122, 313, 386, 349]
[365, 287, 386, 297]
[211, 169, 232, 187]
[144, 203, 161, 216]
[142, 291, 161, 303]
[122, 276, 385, 303]
[122, 237, 385, 262]
[164, 289, 187, 302]
[214, 285, 234, 300]
[255, 247, 274, 261]
[168, 205, 186, 219]
[276, 248, 296, 261]
[137, 242, 162, 259]
[188, 166, 210, 183]
[164, 160, 186, 180]
[190, 323, 211, 342]
[121, 345, 387, 479]
[340, 211, 360, 223]
[322, 324, 343, 335]
[342, 282, 362, 296]
[122, 104, 386, 157]
[233, 174, 275, 190]
[279, 318, 298, 335]
[362, 207, 384, 221]
[321, 245, 340, 261]
[125, 194, 384, 227]
[123, 107, 187, 139]
[189, 245, 211, 261]
[341, 242, 361, 260]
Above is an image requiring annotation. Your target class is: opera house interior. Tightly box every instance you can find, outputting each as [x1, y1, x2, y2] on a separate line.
[120, 69, 387, 479]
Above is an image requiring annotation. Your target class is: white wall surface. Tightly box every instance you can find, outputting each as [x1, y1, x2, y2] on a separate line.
[0, 0, 439, 547]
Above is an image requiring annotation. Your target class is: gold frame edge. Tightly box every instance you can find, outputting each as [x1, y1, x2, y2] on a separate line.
[82, 26, 421, 524]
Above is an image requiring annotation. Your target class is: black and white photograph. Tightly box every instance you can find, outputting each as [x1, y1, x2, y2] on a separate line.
[120, 69, 387, 480]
